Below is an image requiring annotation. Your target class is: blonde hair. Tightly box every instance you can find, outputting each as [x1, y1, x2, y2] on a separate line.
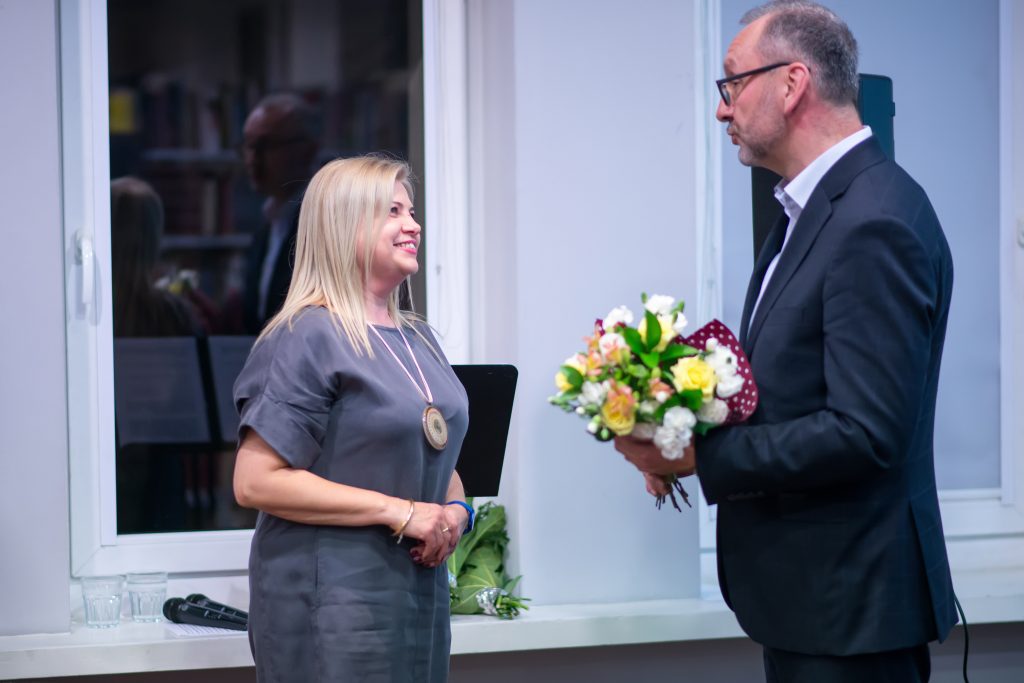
[258, 155, 426, 356]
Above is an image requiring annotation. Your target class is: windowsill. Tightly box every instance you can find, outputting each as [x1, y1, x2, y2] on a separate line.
[1, 566, 1022, 680]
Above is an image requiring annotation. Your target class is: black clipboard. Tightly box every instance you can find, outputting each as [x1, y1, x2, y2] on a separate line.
[451, 364, 517, 497]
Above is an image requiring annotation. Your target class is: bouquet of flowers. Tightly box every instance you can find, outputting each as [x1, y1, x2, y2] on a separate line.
[447, 501, 529, 619]
[549, 294, 758, 510]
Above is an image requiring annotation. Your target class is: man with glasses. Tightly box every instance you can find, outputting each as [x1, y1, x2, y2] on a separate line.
[617, 1, 956, 680]
[240, 93, 320, 334]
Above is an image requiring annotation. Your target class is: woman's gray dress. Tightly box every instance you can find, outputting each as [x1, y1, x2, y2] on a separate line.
[234, 307, 469, 682]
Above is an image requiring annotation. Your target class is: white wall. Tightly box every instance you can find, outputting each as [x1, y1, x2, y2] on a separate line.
[0, 0, 72, 637]
[493, 0, 702, 605]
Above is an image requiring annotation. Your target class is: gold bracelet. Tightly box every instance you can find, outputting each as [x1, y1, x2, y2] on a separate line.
[394, 499, 415, 544]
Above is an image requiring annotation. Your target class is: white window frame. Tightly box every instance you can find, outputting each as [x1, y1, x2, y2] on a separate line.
[937, 0, 1024, 558]
[60, 0, 473, 576]
[696, 0, 1024, 560]
[694, 0, 723, 552]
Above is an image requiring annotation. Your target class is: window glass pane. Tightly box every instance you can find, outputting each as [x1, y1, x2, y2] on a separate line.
[718, 0, 1000, 490]
[107, 0, 425, 534]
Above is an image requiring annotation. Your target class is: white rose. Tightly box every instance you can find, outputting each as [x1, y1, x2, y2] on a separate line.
[644, 294, 676, 317]
[654, 424, 692, 460]
[672, 312, 689, 335]
[603, 305, 634, 328]
[598, 332, 627, 360]
[697, 398, 729, 425]
[662, 405, 697, 432]
[632, 423, 657, 440]
[704, 343, 738, 376]
[578, 381, 607, 407]
[716, 373, 745, 399]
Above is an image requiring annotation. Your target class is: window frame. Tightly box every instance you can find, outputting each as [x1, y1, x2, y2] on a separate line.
[938, 0, 1024, 547]
[60, 0, 473, 576]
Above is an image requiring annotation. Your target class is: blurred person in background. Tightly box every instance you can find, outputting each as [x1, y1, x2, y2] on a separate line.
[239, 92, 321, 334]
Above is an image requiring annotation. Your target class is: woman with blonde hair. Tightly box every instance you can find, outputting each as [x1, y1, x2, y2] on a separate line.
[232, 155, 471, 682]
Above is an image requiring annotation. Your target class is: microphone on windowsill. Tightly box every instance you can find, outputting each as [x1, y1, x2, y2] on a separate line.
[185, 593, 249, 622]
[162, 597, 247, 631]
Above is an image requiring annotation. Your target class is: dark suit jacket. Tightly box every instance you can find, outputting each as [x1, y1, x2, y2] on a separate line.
[242, 193, 303, 335]
[697, 137, 957, 655]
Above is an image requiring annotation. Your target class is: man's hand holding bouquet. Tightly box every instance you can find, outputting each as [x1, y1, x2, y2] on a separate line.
[549, 294, 758, 510]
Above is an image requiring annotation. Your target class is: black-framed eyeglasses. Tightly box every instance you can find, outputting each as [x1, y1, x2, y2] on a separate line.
[716, 62, 791, 107]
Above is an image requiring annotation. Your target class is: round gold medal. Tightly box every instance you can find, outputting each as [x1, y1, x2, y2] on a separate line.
[422, 405, 449, 450]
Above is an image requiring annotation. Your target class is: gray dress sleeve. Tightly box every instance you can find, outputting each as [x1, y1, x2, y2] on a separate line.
[233, 311, 340, 469]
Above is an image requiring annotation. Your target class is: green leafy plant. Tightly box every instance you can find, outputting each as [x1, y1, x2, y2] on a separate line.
[447, 501, 529, 619]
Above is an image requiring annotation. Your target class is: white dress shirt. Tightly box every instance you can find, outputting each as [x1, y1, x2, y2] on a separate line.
[749, 126, 874, 321]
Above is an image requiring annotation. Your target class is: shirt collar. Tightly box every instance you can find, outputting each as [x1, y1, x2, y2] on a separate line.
[774, 125, 873, 214]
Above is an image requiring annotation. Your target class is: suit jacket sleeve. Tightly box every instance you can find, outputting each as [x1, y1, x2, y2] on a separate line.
[697, 217, 939, 504]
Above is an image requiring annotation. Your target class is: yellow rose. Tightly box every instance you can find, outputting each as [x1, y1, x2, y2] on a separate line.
[555, 354, 586, 392]
[671, 357, 717, 401]
[637, 314, 675, 352]
[554, 371, 573, 393]
[601, 382, 637, 436]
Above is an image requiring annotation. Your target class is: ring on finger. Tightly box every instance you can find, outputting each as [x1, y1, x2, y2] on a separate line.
[441, 526, 450, 533]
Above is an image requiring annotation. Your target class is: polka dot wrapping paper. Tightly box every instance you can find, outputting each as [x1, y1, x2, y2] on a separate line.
[682, 319, 759, 423]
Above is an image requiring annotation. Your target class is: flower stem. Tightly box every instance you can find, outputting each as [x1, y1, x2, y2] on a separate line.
[655, 475, 692, 511]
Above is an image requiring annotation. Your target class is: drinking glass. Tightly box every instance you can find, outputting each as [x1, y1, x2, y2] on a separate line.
[126, 572, 167, 622]
[81, 575, 124, 628]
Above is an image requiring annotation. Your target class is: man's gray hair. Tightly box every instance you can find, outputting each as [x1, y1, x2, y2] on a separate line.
[741, 0, 859, 106]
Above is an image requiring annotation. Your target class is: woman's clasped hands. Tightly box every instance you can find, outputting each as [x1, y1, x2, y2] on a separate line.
[401, 501, 469, 568]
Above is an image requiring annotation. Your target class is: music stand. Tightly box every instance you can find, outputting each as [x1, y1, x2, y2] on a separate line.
[451, 364, 518, 497]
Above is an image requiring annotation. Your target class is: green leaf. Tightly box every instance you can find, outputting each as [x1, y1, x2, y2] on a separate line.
[451, 586, 487, 614]
[681, 389, 704, 410]
[627, 365, 649, 380]
[644, 311, 661, 352]
[621, 327, 645, 356]
[639, 351, 658, 369]
[465, 545, 503, 573]
[560, 364, 584, 389]
[659, 343, 699, 363]
[694, 421, 716, 436]
[449, 502, 506, 577]
[461, 560, 504, 590]
[654, 394, 683, 421]
[503, 575, 523, 594]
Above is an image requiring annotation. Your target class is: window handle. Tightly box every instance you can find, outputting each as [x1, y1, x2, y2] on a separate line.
[75, 230, 94, 315]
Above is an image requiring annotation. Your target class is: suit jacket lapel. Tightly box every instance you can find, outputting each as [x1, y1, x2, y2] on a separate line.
[740, 213, 787, 348]
[743, 137, 889, 354]
[744, 191, 832, 352]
